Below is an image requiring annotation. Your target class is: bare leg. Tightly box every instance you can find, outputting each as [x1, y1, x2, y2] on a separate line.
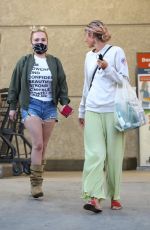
[42, 119, 56, 160]
[24, 116, 43, 165]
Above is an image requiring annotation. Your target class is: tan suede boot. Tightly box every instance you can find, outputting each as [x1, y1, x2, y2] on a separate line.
[30, 165, 44, 198]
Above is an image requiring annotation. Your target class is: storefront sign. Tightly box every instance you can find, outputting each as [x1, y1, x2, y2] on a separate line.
[137, 52, 150, 168]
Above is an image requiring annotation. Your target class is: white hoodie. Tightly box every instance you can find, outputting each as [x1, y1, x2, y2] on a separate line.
[78, 44, 129, 118]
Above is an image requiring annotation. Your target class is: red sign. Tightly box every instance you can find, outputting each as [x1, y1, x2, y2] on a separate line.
[140, 76, 150, 81]
[137, 53, 150, 69]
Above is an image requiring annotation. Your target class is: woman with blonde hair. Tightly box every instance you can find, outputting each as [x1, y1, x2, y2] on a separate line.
[79, 20, 129, 212]
[8, 26, 71, 198]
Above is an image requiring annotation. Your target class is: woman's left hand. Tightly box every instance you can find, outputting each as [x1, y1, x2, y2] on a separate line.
[97, 59, 108, 70]
[59, 104, 73, 117]
[59, 105, 66, 113]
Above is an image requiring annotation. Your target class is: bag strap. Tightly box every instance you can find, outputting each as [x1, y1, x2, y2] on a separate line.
[89, 45, 112, 89]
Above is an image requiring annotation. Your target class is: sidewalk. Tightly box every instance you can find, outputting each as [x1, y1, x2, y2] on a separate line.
[0, 171, 150, 230]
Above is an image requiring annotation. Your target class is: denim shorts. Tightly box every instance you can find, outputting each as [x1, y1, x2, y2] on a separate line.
[21, 97, 57, 122]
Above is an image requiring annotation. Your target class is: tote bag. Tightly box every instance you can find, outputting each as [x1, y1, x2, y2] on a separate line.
[114, 78, 146, 132]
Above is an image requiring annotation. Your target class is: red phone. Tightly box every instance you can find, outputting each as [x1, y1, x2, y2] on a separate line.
[60, 105, 73, 118]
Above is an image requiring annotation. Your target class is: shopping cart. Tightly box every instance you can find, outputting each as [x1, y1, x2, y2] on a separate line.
[0, 88, 32, 176]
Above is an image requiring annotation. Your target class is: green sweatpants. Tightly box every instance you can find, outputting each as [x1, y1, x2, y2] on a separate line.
[82, 111, 125, 201]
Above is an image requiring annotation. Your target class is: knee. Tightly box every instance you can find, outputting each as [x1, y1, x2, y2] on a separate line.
[33, 143, 43, 152]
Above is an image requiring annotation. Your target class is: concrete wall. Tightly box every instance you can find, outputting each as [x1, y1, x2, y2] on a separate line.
[0, 0, 150, 169]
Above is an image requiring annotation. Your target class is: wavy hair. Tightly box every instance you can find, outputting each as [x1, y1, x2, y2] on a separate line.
[85, 20, 111, 42]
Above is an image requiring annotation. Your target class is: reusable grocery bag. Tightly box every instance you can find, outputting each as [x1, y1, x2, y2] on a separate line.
[114, 78, 146, 132]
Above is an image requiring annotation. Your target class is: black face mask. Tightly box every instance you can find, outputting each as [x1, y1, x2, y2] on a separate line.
[32, 43, 48, 54]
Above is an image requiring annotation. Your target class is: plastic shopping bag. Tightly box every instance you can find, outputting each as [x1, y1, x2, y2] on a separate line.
[114, 78, 146, 132]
